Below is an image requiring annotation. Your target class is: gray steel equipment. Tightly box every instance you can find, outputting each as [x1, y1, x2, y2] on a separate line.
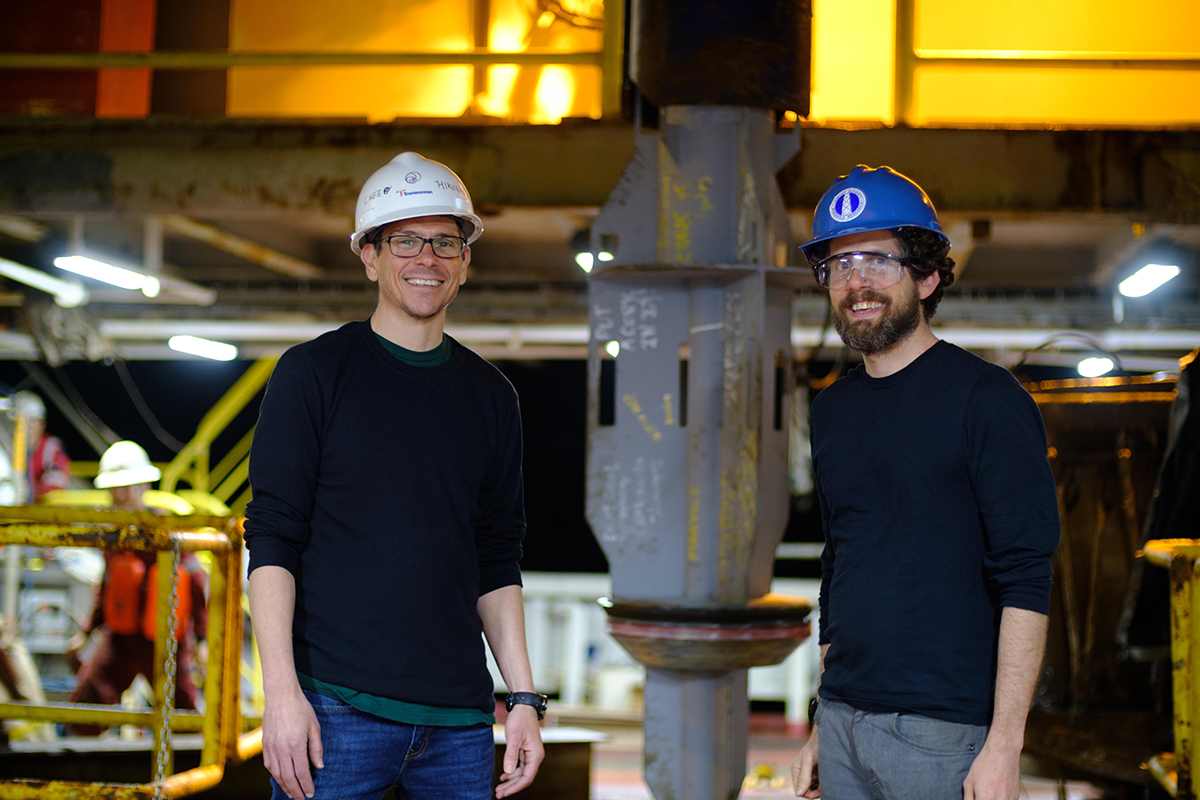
[585, 103, 813, 800]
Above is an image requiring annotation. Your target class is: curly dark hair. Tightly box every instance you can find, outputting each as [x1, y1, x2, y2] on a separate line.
[894, 227, 955, 321]
[805, 226, 955, 320]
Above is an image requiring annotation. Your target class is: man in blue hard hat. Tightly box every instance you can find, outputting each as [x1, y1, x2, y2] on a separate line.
[790, 166, 1059, 800]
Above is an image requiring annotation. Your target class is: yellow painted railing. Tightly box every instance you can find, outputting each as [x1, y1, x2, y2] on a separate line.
[1142, 539, 1200, 799]
[160, 357, 277, 509]
[0, 506, 263, 799]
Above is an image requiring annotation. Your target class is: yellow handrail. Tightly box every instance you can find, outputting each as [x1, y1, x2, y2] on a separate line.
[0, 507, 263, 799]
[1143, 539, 1200, 799]
[160, 357, 277, 493]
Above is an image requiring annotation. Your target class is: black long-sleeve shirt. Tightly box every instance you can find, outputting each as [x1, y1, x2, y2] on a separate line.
[813, 340, 1059, 725]
[244, 321, 526, 713]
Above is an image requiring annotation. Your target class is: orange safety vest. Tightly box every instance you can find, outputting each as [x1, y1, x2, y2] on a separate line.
[102, 552, 192, 642]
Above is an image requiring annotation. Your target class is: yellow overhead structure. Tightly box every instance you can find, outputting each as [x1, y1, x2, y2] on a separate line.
[0, 506, 262, 799]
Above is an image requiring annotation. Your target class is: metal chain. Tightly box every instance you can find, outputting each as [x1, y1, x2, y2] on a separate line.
[153, 540, 182, 800]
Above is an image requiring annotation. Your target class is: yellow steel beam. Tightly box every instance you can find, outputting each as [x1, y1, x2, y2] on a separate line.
[151, 550, 176, 778]
[161, 216, 323, 280]
[0, 523, 233, 554]
[213, 459, 250, 506]
[0, 50, 603, 70]
[161, 358, 277, 493]
[222, 545, 247, 764]
[1029, 391, 1177, 405]
[201, 549, 229, 768]
[208, 428, 255, 490]
[600, 0, 626, 118]
[0, 702, 204, 731]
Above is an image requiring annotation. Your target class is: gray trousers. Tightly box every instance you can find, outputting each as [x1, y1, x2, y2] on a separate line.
[816, 698, 988, 800]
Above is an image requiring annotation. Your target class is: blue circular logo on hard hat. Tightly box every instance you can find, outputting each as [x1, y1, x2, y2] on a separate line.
[829, 188, 866, 223]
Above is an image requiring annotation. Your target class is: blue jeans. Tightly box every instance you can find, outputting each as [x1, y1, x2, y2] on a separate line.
[816, 698, 988, 800]
[269, 689, 495, 800]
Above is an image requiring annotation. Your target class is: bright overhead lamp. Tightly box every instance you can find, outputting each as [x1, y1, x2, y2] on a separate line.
[575, 252, 595, 273]
[604, 340, 620, 358]
[1077, 356, 1115, 378]
[1118, 263, 1180, 298]
[597, 251, 615, 262]
[54, 254, 161, 298]
[168, 335, 238, 361]
[0, 256, 88, 307]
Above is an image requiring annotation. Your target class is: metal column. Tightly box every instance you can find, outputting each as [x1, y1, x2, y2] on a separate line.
[586, 101, 811, 800]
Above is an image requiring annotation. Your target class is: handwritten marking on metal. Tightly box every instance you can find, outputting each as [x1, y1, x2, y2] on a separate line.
[597, 457, 667, 546]
[666, 176, 715, 264]
[623, 394, 664, 442]
[662, 394, 675, 426]
[593, 303, 615, 344]
[618, 289, 659, 351]
[736, 167, 763, 265]
[687, 487, 701, 561]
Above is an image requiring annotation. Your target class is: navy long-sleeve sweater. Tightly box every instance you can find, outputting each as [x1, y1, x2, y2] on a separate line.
[244, 321, 526, 714]
[813, 340, 1059, 726]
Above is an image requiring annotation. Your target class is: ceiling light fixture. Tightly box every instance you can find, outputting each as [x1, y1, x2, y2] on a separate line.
[168, 335, 238, 361]
[1118, 263, 1180, 298]
[54, 255, 160, 298]
[0, 256, 89, 307]
[1077, 356, 1115, 378]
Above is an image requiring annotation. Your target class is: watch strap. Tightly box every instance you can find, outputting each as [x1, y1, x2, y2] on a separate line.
[505, 691, 548, 720]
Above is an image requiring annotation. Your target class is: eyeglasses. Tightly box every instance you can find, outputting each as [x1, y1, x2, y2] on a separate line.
[382, 234, 467, 259]
[813, 251, 913, 290]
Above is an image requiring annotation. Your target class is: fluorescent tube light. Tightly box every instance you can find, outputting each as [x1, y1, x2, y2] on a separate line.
[1118, 263, 1180, 298]
[54, 254, 161, 297]
[0, 257, 88, 307]
[168, 335, 238, 361]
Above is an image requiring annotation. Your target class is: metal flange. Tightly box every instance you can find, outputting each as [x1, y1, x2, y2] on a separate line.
[600, 593, 813, 671]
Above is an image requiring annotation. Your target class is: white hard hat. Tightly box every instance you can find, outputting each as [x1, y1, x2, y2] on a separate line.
[94, 441, 161, 489]
[350, 152, 484, 254]
[11, 391, 45, 420]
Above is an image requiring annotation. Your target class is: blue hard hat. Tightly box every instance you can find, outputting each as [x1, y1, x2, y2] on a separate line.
[800, 165, 947, 265]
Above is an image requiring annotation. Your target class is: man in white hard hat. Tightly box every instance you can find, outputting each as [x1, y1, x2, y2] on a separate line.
[66, 441, 208, 734]
[245, 152, 544, 800]
[11, 391, 72, 501]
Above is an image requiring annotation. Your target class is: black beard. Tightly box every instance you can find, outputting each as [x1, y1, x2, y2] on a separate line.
[832, 286, 922, 355]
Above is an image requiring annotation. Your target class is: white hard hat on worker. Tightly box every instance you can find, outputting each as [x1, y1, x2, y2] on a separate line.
[94, 441, 161, 489]
[349, 152, 484, 255]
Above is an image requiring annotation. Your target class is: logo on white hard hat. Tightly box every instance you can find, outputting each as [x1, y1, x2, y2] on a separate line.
[829, 188, 867, 223]
[405, 172, 421, 184]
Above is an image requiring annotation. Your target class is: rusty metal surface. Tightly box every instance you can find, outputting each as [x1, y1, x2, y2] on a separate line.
[2, 120, 1199, 219]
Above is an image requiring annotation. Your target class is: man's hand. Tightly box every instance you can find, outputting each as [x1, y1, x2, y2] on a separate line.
[962, 741, 1020, 800]
[496, 704, 544, 798]
[262, 685, 323, 800]
[790, 726, 820, 798]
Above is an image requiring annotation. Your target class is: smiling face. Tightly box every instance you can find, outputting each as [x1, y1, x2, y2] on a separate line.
[827, 230, 935, 356]
[360, 215, 470, 325]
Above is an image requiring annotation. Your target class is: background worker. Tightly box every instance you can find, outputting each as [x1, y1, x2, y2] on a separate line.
[246, 151, 544, 800]
[790, 166, 1059, 800]
[65, 440, 208, 734]
[11, 391, 71, 501]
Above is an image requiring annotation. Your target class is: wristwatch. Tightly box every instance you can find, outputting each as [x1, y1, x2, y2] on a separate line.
[505, 691, 549, 721]
[808, 697, 819, 726]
